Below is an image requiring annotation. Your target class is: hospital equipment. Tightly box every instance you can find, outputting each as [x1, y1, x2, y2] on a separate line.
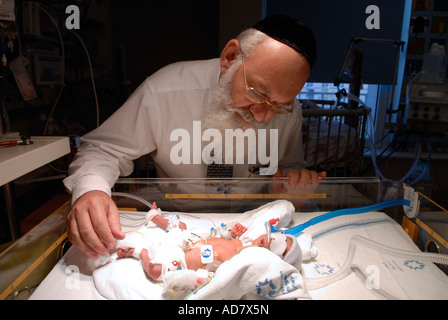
[0, 136, 33, 147]
[406, 82, 448, 134]
[2, 177, 448, 300]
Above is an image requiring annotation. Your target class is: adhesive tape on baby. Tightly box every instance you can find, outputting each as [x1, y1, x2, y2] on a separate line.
[270, 233, 287, 257]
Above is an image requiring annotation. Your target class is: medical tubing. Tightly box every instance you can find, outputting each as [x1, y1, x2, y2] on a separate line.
[347, 93, 386, 180]
[409, 138, 432, 186]
[271, 199, 411, 237]
[311, 218, 394, 240]
[265, 222, 271, 245]
[398, 136, 422, 184]
[111, 192, 153, 209]
[305, 235, 448, 290]
[347, 93, 424, 184]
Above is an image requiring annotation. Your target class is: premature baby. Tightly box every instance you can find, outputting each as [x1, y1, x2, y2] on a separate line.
[116, 206, 300, 283]
[96, 200, 307, 296]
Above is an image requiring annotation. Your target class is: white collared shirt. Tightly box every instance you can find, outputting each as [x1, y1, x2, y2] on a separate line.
[63, 58, 305, 203]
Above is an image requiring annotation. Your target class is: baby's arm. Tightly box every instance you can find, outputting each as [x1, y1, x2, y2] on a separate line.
[140, 249, 163, 281]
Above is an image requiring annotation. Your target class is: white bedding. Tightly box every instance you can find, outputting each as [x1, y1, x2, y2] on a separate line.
[29, 200, 448, 300]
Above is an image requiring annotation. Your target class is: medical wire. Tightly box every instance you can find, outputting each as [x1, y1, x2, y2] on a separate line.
[68, 29, 100, 128]
[38, 6, 65, 136]
[111, 191, 218, 229]
[112, 192, 153, 208]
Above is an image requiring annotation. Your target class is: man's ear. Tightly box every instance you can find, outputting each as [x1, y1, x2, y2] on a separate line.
[220, 39, 241, 74]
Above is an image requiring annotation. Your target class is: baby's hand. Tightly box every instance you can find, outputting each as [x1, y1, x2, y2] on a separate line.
[230, 223, 248, 238]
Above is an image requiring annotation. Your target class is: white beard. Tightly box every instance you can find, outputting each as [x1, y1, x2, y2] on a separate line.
[201, 61, 270, 165]
[202, 61, 268, 133]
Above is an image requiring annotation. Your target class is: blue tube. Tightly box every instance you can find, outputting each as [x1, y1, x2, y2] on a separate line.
[271, 199, 411, 237]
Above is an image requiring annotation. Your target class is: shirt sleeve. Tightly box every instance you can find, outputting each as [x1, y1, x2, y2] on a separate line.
[63, 79, 160, 203]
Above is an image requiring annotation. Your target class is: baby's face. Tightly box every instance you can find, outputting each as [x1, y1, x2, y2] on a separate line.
[253, 234, 293, 257]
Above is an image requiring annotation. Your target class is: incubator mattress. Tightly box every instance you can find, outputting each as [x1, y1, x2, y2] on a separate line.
[30, 201, 448, 300]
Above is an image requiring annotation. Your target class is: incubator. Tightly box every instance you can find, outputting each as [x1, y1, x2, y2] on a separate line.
[1, 177, 448, 300]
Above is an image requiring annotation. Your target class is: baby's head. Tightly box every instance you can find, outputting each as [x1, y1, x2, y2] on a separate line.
[253, 233, 301, 266]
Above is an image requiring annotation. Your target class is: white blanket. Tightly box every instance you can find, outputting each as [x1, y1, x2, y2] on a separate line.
[93, 246, 309, 300]
[92, 200, 310, 300]
[188, 247, 309, 300]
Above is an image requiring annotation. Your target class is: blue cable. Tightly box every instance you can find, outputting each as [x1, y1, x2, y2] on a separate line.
[271, 199, 411, 237]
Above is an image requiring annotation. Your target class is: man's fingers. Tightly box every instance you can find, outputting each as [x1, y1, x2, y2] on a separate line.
[76, 207, 109, 256]
[273, 168, 283, 179]
[67, 190, 124, 258]
[67, 212, 100, 258]
[107, 204, 125, 241]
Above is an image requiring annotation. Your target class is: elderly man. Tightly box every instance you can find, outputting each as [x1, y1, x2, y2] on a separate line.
[64, 14, 326, 258]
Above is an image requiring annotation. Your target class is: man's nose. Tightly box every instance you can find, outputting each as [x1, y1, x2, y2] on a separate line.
[249, 103, 271, 122]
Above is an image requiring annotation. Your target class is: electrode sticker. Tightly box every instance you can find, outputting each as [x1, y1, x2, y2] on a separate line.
[201, 245, 213, 264]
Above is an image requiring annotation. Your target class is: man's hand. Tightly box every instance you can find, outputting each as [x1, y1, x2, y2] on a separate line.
[66, 190, 125, 258]
[273, 168, 326, 209]
[274, 168, 326, 190]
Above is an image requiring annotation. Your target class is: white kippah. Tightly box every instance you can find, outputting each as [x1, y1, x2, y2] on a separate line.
[283, 234, 302, 266]
[270, 233, 288, 258]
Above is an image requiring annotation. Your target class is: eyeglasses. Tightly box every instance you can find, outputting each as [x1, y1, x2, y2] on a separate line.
[240, 51, 294, 114]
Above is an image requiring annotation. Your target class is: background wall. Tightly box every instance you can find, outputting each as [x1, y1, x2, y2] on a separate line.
[266, 0, 408, 84]
[110, 1, 220, 88]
